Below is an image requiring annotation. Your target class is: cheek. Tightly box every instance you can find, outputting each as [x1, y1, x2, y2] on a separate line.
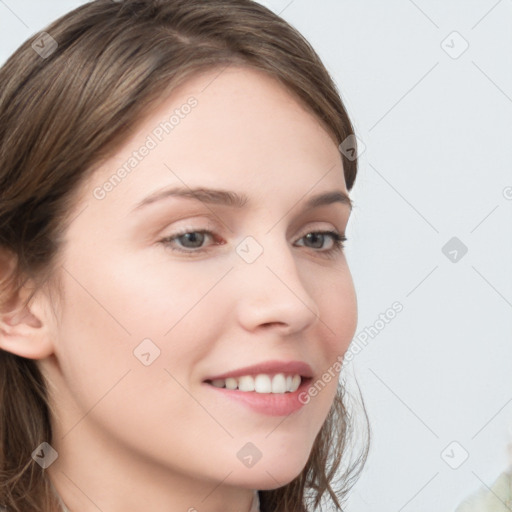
[300, 270, 356, 418]
[320, 267, 358, 355]
[53, 274, 202, 446]
[53, 259, 153, 405]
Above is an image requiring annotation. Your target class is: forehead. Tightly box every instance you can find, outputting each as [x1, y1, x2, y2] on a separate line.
[77, 65, 346, 220]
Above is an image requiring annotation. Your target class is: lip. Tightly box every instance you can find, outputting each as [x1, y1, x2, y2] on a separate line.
[203, 360, 314, 381]
[203, 376, 313, 416]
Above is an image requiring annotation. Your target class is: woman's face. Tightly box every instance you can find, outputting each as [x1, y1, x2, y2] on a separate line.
[40, 66, 357, 504]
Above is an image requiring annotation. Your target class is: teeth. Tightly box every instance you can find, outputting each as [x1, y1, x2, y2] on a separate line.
[209, 373, 302, 393]
[238, 375, 255, 392]
[270, 373, 286, 393]
[225, 377, 237, 390]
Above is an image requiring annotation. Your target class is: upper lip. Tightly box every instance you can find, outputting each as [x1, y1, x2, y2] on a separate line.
[204, 360, 314, 381]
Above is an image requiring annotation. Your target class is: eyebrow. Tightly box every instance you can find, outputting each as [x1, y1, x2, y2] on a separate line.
[131, 186, 353, 213]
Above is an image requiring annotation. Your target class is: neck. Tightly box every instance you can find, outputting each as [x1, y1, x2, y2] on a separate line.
[50, 478, 260, 512]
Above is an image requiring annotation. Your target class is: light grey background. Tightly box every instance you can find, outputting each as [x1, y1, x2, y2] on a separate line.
[1, 1, 511, 511]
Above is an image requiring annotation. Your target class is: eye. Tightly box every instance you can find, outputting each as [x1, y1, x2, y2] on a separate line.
[159, 228, 346, 257]
[295, 230, 346, 255]
[160, 229, 219, 252]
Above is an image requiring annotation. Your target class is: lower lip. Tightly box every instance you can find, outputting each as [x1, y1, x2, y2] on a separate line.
[203, 378, 313, 416]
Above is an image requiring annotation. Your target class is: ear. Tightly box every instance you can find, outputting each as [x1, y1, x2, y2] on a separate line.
[0, 264, 55, 360]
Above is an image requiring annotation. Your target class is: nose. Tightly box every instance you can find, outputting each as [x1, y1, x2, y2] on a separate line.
[233, 236, 321, 336]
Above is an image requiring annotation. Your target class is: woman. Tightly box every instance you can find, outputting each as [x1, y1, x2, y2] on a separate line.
[0, 1, 370, 510]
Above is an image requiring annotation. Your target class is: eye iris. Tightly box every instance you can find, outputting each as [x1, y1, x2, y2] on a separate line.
[305, 232, 324, 249]
[179, 232, 205, 248]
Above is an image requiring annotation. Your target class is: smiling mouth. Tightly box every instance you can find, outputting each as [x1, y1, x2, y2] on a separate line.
[204, 373, 311, 394]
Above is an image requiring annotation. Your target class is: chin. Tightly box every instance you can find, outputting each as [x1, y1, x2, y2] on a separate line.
[229, 453, 310, 490]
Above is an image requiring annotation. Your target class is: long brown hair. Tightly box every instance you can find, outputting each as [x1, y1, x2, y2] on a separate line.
[0, 1, 370, 510]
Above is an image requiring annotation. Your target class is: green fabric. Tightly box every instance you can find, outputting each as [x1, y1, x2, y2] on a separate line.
[455, 468, 512, 512]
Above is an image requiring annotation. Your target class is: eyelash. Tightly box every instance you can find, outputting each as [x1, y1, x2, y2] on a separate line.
[159, 228, 347, 258]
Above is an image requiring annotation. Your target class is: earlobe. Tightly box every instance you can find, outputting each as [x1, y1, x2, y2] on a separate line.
[0, 285, 55, 360]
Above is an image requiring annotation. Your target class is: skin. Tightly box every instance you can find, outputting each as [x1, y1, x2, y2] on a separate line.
[0, 66, 357, 512]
